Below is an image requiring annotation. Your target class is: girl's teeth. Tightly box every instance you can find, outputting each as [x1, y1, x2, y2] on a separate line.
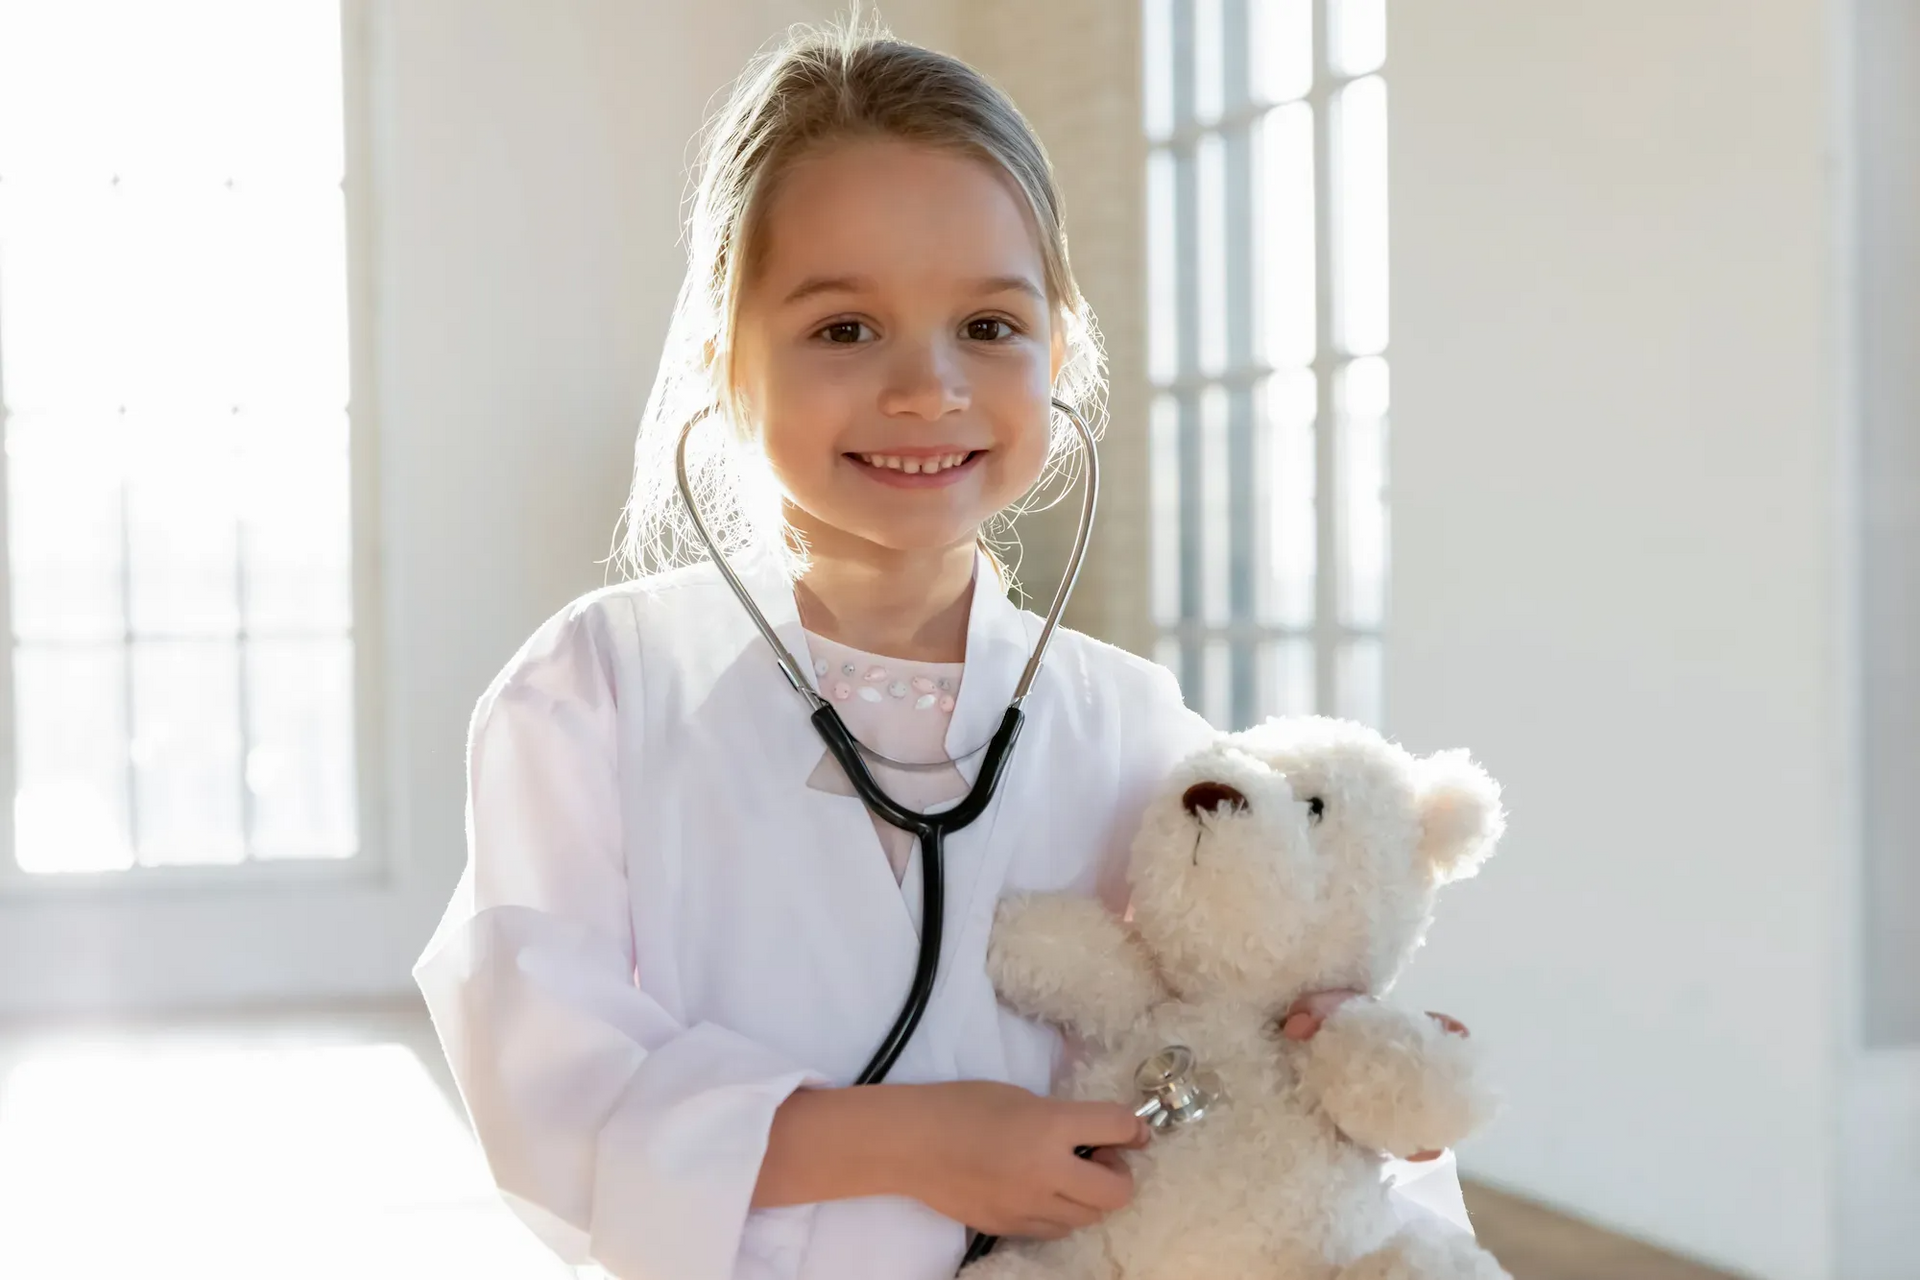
[861, 452, 969, 473]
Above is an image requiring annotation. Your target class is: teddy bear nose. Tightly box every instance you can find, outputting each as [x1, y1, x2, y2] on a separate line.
[1181, 781, 1249, 817]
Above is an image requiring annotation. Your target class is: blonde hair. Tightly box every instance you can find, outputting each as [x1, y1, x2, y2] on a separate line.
[609, 14, 1107, 586]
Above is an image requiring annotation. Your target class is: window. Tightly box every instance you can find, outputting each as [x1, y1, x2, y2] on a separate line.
[1146, 0, 1389, 729]
[0, 1, 361, 875]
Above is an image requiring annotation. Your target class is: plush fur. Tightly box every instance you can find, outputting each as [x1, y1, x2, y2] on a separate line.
[975, 716, 1511, 1280]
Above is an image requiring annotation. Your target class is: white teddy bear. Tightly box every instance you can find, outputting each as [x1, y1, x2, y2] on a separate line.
[973, 715, 1511, 1280]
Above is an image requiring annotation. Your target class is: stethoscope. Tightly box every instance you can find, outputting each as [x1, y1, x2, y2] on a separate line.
[676, 400, 1215, 1267]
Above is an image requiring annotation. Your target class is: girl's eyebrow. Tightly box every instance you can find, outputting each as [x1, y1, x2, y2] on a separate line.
[780, 274, 1045, 306]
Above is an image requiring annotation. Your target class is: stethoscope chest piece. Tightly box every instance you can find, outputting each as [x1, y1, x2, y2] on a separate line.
[1132, 1044, 1225, 1132]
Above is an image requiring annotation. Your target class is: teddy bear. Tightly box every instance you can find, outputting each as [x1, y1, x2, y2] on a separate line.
[972, 715, 1511, 1280]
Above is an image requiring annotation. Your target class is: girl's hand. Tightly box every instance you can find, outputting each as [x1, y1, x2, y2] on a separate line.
[887, 1081, 1149, 1239]
[1278, 989, 1471, 1163]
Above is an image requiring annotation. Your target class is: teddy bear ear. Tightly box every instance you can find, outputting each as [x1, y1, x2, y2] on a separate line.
[1416, 749, 1506, 883]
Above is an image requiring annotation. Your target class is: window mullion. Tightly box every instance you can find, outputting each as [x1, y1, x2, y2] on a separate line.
[1310, 0, 1343, 717]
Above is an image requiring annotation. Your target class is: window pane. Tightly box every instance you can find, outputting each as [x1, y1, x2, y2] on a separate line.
[6, 414, 125, 642]
[229, 186, 350, 411]
[0, 2, 136, 180]
[115, 183, 242, 413]
[1193, 0, 1224, 123]
[1154, 636, 1186, 696]
[132, 640, 244, 866]
[1250, 0, 1313, 104]
[247, 638, 357, 860]
[240, 413, 352, 633]
[1332, 0, 1387, 77]
[125, 416, 240, 638]
[13, 644, 132, 873]
[1196, 133, 1228, 376]
[1143, 0, 1175, 137]
[215, 0, 346, 185]
[1150, 395, 1182, 627]
[1257, 371, 1317, 628]
[1255, 102, 1316, 370]
[0, 184, 126, 412]
[0, 183, 348, 416]
[0, 1, 343, 185]
[1202, 637, 1232, 728]
[1147, 149, 1179, 385]
[1338, 357, 1389, 629]
[1338, 636, 1383, 727]
[2, 0, 357, 874]
[1334, 76, 1389, 356]
[1259, 638, 1315, 718]
[1199, 386, 1232, 625]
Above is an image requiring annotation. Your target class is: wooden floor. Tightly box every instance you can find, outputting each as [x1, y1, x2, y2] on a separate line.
[0, 1000, 1745, 1280]
[1465, 1182, 1745, 1280]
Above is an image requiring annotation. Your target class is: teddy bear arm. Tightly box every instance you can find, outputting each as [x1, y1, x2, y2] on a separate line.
[986, 893, 1166, 1045]
[1298, 1000, 1499, 1158]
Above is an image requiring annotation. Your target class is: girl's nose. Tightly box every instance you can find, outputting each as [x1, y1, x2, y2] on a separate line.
[878, 338, 970, 420]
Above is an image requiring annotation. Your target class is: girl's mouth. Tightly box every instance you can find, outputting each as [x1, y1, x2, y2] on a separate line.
[846, 449, 986, 489]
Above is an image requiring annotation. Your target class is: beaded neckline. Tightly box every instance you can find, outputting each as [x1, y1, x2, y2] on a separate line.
[803, 629, 961, 714]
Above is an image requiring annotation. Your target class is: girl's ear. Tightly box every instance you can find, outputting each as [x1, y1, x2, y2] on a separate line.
[1050, 316, 1067, 385]
[1415, 749, 1505, 883]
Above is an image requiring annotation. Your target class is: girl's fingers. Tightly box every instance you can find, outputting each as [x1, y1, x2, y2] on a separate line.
[1425, 1011, 1470, 1038]
[1063, 1100, 1150, 1149]
[1056, 1151, 1134, 1215]
[1022, 1205, 1090, 1238]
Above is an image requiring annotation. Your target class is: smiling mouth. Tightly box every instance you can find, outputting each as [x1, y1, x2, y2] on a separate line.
[849, 450, 983, 475]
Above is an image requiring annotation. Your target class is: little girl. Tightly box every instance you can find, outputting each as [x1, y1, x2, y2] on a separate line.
[415, 21, 1472, 1280]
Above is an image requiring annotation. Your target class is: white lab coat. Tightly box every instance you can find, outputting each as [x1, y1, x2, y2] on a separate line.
[414, 550, 1472, 1280]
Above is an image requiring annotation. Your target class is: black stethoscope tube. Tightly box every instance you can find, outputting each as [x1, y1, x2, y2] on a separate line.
[812, 703, 1027, 1086]
[813, 704, 1027, 1267]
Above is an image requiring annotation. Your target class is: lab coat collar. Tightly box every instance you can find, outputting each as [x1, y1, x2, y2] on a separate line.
[736, 546, 1037, 787]
[728, 545, 1034, 1075]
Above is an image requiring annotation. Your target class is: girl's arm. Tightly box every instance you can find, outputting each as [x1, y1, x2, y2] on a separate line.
[415, 601, 827, 1280]
[755, 1081, 1150, 1240]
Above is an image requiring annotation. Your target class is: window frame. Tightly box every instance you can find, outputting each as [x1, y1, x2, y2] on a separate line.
[0, 0, 390, 899]
[1147, 0, 1390, 730]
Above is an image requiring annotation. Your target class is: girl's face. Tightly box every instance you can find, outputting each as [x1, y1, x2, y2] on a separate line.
[731, 139, 1063, 559]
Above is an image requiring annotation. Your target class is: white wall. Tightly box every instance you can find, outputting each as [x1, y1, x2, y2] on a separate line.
[1383, 2, 1920, 1278]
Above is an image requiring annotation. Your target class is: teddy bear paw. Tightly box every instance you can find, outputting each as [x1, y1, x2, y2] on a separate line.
[1304, 999, 1501, 1156]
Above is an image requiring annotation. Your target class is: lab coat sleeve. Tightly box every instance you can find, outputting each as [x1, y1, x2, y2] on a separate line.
[413, 601, 825, 1280]
[1127, 661, 1481, 1240]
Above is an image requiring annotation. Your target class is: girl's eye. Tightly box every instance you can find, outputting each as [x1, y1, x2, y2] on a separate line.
[965, 317, 1017, 342]
[818, 321, 870, 345]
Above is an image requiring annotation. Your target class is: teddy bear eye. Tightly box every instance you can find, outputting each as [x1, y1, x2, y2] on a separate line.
[1306, 796, 1325, 824]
